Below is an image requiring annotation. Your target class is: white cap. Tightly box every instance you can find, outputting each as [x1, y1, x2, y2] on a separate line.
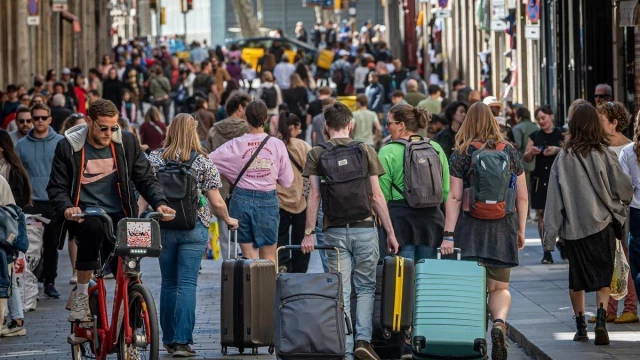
[62, 67, 71, 75]
[338, 49, 350, 57]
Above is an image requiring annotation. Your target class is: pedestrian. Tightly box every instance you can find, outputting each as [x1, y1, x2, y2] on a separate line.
[427, 113, 446, 138]
[29, 94, 45, 108]
[416, 85, 442, 115]
[16, 103, 64, 299]
[311, 97, 334, 146]
[390, 90, 407, 106]
[300, 101, 399, 360]
[98, 54, 113, 79]
[283, 74, 309, 125]
[51, 81, 76, 112]
[226, 56, 243, 85]
[391, 59, 409, 91]
[88, 69, 103, 97]
[523, 105, 563, 264]
[276, 111, 312, 273]
[120, 89, 137, 125]
[483, 96, 503, 117]
[9, 107, 33, 145]
[19, 93, 31, 108]
[441, 102, 528, 359]
[138, 106, 166, 151]
[306, 86, 332, 126]
[595, 101, 638, 325]
[211, 101, 294, 265]
[273, 55, 297, 90]
[365, 72, 385, 121]
[325, 21, 337, 49]
[619, 112, 640, 326]
[378, 104, 449, 261]
[47, 99, 174, 324]
[312, 23, 323, 48]
[256, 71, 283, 117]
[0, 175, 15, 332]
[543, 103, 633, 346]
[295, 22, 308, 43]
[193, 98, 215, 145]
[594, 83, 613, 106]
[433, 101, 468, 158]
[211, 57, 231, 102]
[404, 80, 427, 107]
[204, 92, 250, 259]
[375, 62, 393, 112]
[87, 90, 101, 106]
[354, 58, 371, 94]
[49, 94, 73, 133]
[257, 53, 276, 79]
[142, 113, 238, 357]
[351, 94, 381, 146]
[102, 67, 124, 109]
[59, 113, 86, 135]
[149, 66, 172, 125]
[452, 79, 472, 103]
[73, 74, 88, 116]
[511, 106, 539, 193]
[0, 129, 31, 337]
[330, 50, 352, 96]
[1, 85, 19, 129]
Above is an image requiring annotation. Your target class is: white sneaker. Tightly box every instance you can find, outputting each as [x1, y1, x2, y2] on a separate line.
[68, 293, 92, 323]
[70, 271, 77, 285]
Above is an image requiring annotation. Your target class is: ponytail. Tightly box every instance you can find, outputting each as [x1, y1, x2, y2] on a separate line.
[278, 110, 291, 144]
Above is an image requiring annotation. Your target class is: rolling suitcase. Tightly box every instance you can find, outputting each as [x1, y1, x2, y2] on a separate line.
[220, 230, 275, 355]
[412, 248, 487, 359]
[275, 245, 352, 359]
[381, 255, 415, 336]
[350, 261, 406, 360]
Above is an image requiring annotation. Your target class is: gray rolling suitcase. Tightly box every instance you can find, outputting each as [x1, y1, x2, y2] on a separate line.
[220, 230, 275, 355]
[274, 245, 352, 359]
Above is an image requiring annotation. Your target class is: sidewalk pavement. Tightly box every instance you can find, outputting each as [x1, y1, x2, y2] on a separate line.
[507, 223, 640, 359]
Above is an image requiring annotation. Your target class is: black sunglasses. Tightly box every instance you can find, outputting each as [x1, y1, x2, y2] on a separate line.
[97, 125, 120, 133]
[17, 119, 32, 124]
[32, 116, 49, 121]
[594, 94, 610, 99]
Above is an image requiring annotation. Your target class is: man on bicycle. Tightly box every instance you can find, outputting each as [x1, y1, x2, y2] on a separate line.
[47, 99, 175, 322]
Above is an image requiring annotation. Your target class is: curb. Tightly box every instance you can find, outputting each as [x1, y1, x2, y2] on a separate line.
[507, 321, 552, 360]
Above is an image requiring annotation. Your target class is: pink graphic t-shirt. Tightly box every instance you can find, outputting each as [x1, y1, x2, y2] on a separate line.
[211, 133, 294, 191]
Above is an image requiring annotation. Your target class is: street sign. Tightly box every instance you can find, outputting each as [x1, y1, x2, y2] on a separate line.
[527, 0, 540, 22]
[436, 9, 451, 18]
[27, 15, 40, 26]
[28, 0, 38, 16]
[491, 19, 508, 31]
[52, 0, 67, 12]
[525, 24, 540, 39]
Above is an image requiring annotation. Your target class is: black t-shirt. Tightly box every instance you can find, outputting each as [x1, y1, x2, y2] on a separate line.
[307, 99, 324, 120]
[193, 73, 214, 95]
[529, 127, 563, 177]
[79, 144, 122, 215]
[377, 74, 393, 103]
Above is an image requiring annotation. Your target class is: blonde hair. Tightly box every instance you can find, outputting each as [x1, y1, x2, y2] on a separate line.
[290, 73, 304, 88]
[454, 102, 504, 154]
[163, 113, 205, 162]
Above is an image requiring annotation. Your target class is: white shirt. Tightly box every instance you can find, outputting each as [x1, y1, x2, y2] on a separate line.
[619, 143, 640, 209]
[273, 62, 296, 90]
[0, 175, 15, 206]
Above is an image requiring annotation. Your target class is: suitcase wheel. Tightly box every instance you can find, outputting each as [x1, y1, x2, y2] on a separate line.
[382, 328, 391, 340]
[474, 339, 487, 357]
[238, 347, 244, 354]
[268, 346, 274, 355]
[413, 336, 426, 352]
[221, 346, 227, 355]
[251, 348, 258, 355]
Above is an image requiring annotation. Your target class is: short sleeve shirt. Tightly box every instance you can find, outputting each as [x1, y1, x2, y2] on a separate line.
[449, 142, 524, 188]
[303, 138, 385, 229]
[149, 151, 222, 227]
[79, 143, 122, 215]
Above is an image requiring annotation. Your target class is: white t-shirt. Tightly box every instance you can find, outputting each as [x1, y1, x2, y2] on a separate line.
[618, 143, 640, 209]
[0, 175, 15, 206]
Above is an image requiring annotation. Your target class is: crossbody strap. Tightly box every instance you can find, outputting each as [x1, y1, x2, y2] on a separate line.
[229, 136, 270, 195]
[287, 150, 303, 173]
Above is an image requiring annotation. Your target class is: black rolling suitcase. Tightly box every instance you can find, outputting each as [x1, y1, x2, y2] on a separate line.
[220, 230, 275, 355]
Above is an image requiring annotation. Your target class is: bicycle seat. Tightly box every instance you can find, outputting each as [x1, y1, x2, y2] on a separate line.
[115, 218, 162, 258]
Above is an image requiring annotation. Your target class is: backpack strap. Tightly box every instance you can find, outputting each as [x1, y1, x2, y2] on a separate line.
[318, 141, 334, 150]
[230, 136, 270, 195]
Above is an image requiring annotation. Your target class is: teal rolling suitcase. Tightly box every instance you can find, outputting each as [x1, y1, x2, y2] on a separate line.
[412, 248, 487, 359]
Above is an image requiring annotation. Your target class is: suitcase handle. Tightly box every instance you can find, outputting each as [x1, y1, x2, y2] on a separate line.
[436, 247, 462, 260]
[275, 245, 341, 274]
[228, 230, 238, 260]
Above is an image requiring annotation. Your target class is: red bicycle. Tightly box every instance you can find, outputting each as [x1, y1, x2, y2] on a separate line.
[66, 207, 168, 360]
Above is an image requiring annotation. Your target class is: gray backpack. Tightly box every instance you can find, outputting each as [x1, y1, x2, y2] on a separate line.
[391, 137, 443, 208]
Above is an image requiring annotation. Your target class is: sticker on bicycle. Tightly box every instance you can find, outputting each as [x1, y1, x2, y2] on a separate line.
[126, 221, 151, 248]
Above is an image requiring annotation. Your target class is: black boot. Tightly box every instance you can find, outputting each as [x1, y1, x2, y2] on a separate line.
[573, 313, 588, 342]
[594, 304, 610, 345]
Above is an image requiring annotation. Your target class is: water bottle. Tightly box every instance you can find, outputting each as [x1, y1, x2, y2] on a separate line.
[505, 174, 517, 213]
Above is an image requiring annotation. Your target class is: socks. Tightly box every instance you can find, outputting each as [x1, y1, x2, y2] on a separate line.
[77, 282, 89, 295]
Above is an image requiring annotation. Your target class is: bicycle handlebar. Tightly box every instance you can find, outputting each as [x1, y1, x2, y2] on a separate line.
[72, 207, 174, 242]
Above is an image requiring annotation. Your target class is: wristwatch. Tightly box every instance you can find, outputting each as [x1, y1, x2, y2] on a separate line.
[305, 228, 316, 236]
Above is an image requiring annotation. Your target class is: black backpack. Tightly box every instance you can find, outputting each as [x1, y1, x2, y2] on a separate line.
[261, 87, 278, 108]
[318, 141, 372, 223]
[332, 67, 345, 85]
[156, 151, 199, 230]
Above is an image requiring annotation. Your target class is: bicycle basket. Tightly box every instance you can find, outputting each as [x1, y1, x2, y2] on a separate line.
[115, 218, 162, 258]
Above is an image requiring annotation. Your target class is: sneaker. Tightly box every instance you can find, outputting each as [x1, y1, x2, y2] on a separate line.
[68, 293, 92, 323]
[490, 321, 508, 360]
[70, 272, 77, 285]
[1, 321, 26, 337]
[354, 340, 381, 360]
[164, 343, 175, 354]
[614, 311, 640, 324]
[173, 344, 196, 357]
[589, 313, 616, 324]
[44, 283, 60, 299]
[540, 251, 554, 264]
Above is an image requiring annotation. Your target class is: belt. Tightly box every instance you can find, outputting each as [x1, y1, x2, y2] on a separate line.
[327, 220, 376, 229]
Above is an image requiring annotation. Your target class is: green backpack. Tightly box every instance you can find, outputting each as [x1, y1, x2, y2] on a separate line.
[464, 141, 512, 219]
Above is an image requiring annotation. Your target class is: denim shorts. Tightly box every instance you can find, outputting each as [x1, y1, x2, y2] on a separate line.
[228, 187, 279, 248]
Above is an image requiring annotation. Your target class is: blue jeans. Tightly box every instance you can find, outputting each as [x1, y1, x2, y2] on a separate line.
[397, 245, 437, 262]
[630, 235, 640, 294]
[314, 203, 329, 272]
[158, 223, 208, 345]
[229, 188, 279, 248]
[324, 226, 379, 360]
[3, 264, 23, 320]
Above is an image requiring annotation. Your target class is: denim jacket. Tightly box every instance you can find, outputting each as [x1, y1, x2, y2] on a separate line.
[0, 204, 28, 298]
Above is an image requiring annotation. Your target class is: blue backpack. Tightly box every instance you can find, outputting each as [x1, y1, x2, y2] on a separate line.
[0, 204, 28, 255]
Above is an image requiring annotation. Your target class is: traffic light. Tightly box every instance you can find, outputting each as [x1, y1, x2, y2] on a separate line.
[150, 0, 157, 10]
[187, 0, 193, 11]
[181, 0, 193, 13]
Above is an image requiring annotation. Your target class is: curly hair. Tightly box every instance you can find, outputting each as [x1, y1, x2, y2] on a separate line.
[596, 101, 631, 134]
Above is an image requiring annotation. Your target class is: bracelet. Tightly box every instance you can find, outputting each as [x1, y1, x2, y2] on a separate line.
[443, 236, 454, 242]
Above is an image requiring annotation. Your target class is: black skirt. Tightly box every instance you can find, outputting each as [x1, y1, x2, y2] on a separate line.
[530, 175, 550, 210]
[387, 200, 444, 248]
[565, 224, 616, 292]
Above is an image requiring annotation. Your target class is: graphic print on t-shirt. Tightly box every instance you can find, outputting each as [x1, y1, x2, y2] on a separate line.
[81, 158, 116, 184]
[79, 144, 122, 214]
[243, 140, 274, 179]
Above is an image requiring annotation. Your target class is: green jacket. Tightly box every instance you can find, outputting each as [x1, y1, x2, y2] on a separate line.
[512, 118, 539, 172]
[378, 138, 450, 203]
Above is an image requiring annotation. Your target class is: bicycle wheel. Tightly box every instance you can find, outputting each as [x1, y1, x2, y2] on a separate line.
[70, 323, 96, 360]
[118, 283, 159, 360]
